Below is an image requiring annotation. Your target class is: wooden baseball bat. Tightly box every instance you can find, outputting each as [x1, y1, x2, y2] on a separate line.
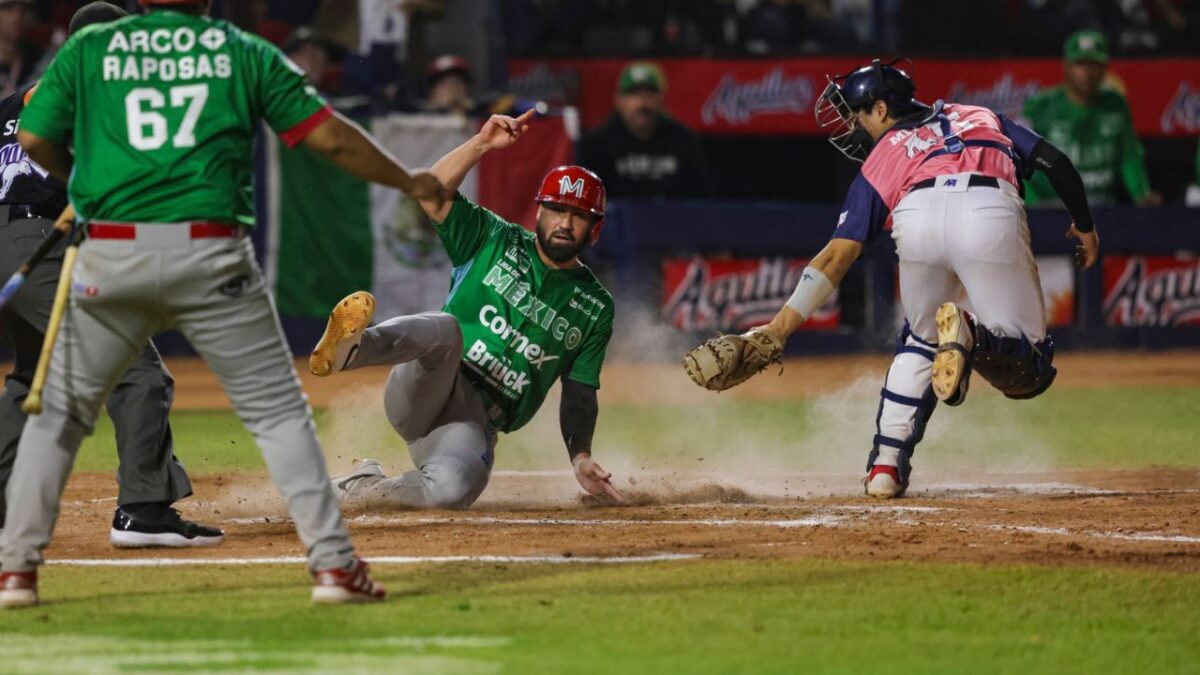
[0, 205, 74, 310]
[22, 237, 79, 415]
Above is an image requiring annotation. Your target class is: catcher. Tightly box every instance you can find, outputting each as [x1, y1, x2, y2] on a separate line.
[684, 60, 1098, 498]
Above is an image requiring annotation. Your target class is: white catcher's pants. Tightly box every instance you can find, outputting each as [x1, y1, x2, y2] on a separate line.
[871, 174, 1047, 471]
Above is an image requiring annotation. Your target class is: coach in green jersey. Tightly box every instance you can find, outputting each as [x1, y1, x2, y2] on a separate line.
[1023, 30, 1160, 207]
[313, 110, 626, 509]
[2, 0, 449, 607]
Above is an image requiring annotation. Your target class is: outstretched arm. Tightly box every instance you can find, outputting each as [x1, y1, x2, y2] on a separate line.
[419, 109, 537, 223]
[1026, 140, 1100, 268]
[561, 379, 625, 504]
[1000, 115, 1099, 268]
[301, 111, 448, 208]
[763, 237, 863, 342]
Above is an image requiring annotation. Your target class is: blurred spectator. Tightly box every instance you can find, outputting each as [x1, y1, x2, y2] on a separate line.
[418, 53, 528, 117]
[344, 0, 443, 99]
[283, 28, 335, 90]
[1147, 0, 1200, 52]
[0, 0, 37, 98]
[424, 54, 474, 114]
[1188, 143, 1200, 207]
[898, 0, 1007, 55]
[1022, 30, 1161, 207]
[576, 62, 714, 199]
[739, 0, 860, 53]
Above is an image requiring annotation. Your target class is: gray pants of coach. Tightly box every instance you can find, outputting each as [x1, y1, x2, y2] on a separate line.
[342, 312, 497, 510]
[0, 227, 354, 572]
[0, 213, 191, 525]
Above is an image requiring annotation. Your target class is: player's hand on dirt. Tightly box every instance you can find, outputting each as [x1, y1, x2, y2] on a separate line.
[572, 454, 626, 504]
[407, 171, 449, 209]
[1067, 223, 1099, 269]
[478, 109, 536, 152]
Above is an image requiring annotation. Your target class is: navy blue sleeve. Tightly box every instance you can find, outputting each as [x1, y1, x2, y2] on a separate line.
[832, 174, 889, 244]
[998, 114, 1042, 164]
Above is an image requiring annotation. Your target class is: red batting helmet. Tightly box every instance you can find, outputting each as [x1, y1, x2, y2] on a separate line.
[536, 164, 605, 214]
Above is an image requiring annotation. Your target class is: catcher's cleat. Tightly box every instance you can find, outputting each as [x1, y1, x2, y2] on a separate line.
[0, 570, 38, 609]
[864, 465, 907, 499]
[312, 557, 386, 604]
[330, 459, 385, 499]
[311, 291, 375, 377]
[932, 302, 974, 406]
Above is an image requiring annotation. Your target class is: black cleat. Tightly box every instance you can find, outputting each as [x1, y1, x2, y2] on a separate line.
[110, 504, 225, 549]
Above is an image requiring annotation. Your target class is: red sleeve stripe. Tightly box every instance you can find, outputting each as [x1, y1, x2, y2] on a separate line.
[279, 106, 333, 148]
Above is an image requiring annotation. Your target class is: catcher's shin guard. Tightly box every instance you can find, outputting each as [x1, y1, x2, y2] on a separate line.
[865, 323, 939, 494]
[971, 330, 1057, 399]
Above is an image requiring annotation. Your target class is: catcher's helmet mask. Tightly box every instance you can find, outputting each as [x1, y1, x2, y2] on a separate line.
[815, 58, 926, 162]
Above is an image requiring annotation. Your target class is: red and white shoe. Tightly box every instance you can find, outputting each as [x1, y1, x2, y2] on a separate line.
[932, 302, 975, 406]
[311, 558, 386, 604]
[864, 465, 907, 499]
[0, 570, 38, 609]
[310, 292, 375, 377]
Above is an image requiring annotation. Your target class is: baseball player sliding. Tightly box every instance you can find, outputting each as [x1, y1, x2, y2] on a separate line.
[313, 110, 626, 509]
[684, 60, 1099, 498]
[0, 0, 448, 608]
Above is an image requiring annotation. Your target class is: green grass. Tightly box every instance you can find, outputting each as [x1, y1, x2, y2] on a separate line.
[40, 385, 1198, 673]
[0, 560, 1196, 674]
[72, 386, 1200, 474]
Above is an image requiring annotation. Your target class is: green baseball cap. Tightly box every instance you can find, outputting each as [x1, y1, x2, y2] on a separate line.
[1064, 30, 1109, 64]
[618, 62, 665, 94]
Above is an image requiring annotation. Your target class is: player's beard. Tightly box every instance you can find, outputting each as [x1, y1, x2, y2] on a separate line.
[536, 223, 590, 264]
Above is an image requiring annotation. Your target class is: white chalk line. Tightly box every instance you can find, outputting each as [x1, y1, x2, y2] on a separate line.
[226, 504, 939, 527]
[984, 524, 1200, 544]
[48, 553, 701, 567]
[390, 515, 844, 528]
[926, 482, 1120, 497]
[217, 507, 1200, 547]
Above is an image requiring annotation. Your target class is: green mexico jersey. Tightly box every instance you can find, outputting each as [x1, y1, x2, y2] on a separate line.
[1022, 86, 1150, 206]
[436, 195, 614, 433]
[20, 10, 328, 226]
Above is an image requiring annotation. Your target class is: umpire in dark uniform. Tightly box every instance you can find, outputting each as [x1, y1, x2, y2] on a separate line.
[0, 2, 221, 547]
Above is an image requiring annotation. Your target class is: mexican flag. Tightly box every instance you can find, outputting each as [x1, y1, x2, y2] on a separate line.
[265, 112, 575, 320]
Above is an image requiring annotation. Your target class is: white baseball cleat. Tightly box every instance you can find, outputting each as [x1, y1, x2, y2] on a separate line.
[0, 570, 38, 609]
[864, 465, 907, 499]
[330, 459, 385, 499]
[310, 291, 376, 377]
[932, 302, 974, 406]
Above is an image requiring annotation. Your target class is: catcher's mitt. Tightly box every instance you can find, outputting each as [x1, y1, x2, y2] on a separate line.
[683, 329, 783, 392]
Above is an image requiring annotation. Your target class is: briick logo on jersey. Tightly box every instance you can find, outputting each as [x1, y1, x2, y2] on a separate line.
[0, 142, 49, 200]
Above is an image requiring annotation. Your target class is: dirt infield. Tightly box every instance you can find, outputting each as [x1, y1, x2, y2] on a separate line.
[38, 351, 1200, 572]
[49, 469, 1200, 572]
[166, 350, 1200, 410]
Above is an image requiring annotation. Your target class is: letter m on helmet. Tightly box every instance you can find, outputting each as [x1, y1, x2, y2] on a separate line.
[536, 165, 606, 220]
[558, 175, 585, 198]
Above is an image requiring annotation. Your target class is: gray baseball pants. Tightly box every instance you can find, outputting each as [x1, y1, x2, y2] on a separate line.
[0, 228, 354, 572]
[340, 312, 496, 510]
[0, 214, 191, 525]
